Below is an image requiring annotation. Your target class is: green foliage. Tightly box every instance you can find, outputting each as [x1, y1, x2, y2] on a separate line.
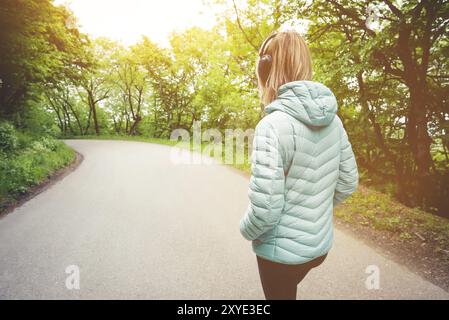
[0, 0, 90, 119]
[0, 121, 19, 152]
[0, 132, 75, 207]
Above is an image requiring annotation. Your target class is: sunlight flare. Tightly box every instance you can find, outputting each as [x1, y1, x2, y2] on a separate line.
[55, 0, 219, 46]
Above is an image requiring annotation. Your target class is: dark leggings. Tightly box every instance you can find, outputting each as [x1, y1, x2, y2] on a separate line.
[256, 254, 327, 300]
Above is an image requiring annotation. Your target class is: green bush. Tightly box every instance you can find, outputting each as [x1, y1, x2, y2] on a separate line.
[0, 132, 75, 206]
[0, 122, 19, 153]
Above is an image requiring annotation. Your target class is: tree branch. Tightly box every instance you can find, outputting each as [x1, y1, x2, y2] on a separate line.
[232, 0, 259, 52]
[381, 0, 403, 18]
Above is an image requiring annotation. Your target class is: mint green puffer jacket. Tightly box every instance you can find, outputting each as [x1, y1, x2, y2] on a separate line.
[240, 80, 358, 264]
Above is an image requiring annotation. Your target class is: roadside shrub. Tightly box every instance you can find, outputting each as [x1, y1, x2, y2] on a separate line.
[0, 133, 75, 204]
[0, 154, 34, 195]
[0, 122, 19, 153]
[39, 136, 58, 151]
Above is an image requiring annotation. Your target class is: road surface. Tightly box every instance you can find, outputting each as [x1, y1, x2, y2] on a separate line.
[0, 140, 448, 299]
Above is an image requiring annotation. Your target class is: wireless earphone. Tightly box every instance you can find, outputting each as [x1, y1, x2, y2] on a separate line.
[257, 32, 278, 85]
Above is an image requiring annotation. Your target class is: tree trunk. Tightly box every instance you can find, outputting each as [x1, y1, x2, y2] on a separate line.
[408, 85, 433, 207]
[88, 92, 100, 136]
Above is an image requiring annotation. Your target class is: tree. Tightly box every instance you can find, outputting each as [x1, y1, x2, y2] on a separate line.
[301, 0, 449, 210]
[111, 46, 149, 135]
[77, 38, 114, 136]
[0, 0, 89, 124]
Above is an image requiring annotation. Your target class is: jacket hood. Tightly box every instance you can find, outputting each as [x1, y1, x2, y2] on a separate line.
[265, 81, 338, 127]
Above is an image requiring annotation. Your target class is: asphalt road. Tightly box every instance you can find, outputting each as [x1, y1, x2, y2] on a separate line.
[0, 140, 448, 299]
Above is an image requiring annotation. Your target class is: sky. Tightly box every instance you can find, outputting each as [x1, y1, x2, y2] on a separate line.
[54, 0, 221, 47]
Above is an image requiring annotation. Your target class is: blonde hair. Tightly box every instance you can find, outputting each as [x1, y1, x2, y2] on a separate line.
[257, 30, 313, 105]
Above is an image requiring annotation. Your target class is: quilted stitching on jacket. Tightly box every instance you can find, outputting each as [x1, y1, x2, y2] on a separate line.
[240, 81, 359, 264]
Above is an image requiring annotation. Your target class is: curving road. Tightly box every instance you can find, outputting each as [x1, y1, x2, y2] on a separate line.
[0, 140, 448, 299]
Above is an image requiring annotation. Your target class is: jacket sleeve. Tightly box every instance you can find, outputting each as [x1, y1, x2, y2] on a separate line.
[333, 125, 359, 206]
[240, 122, 285, 241]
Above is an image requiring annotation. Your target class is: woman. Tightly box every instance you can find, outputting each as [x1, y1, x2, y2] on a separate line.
[239, 30, 359, 300]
